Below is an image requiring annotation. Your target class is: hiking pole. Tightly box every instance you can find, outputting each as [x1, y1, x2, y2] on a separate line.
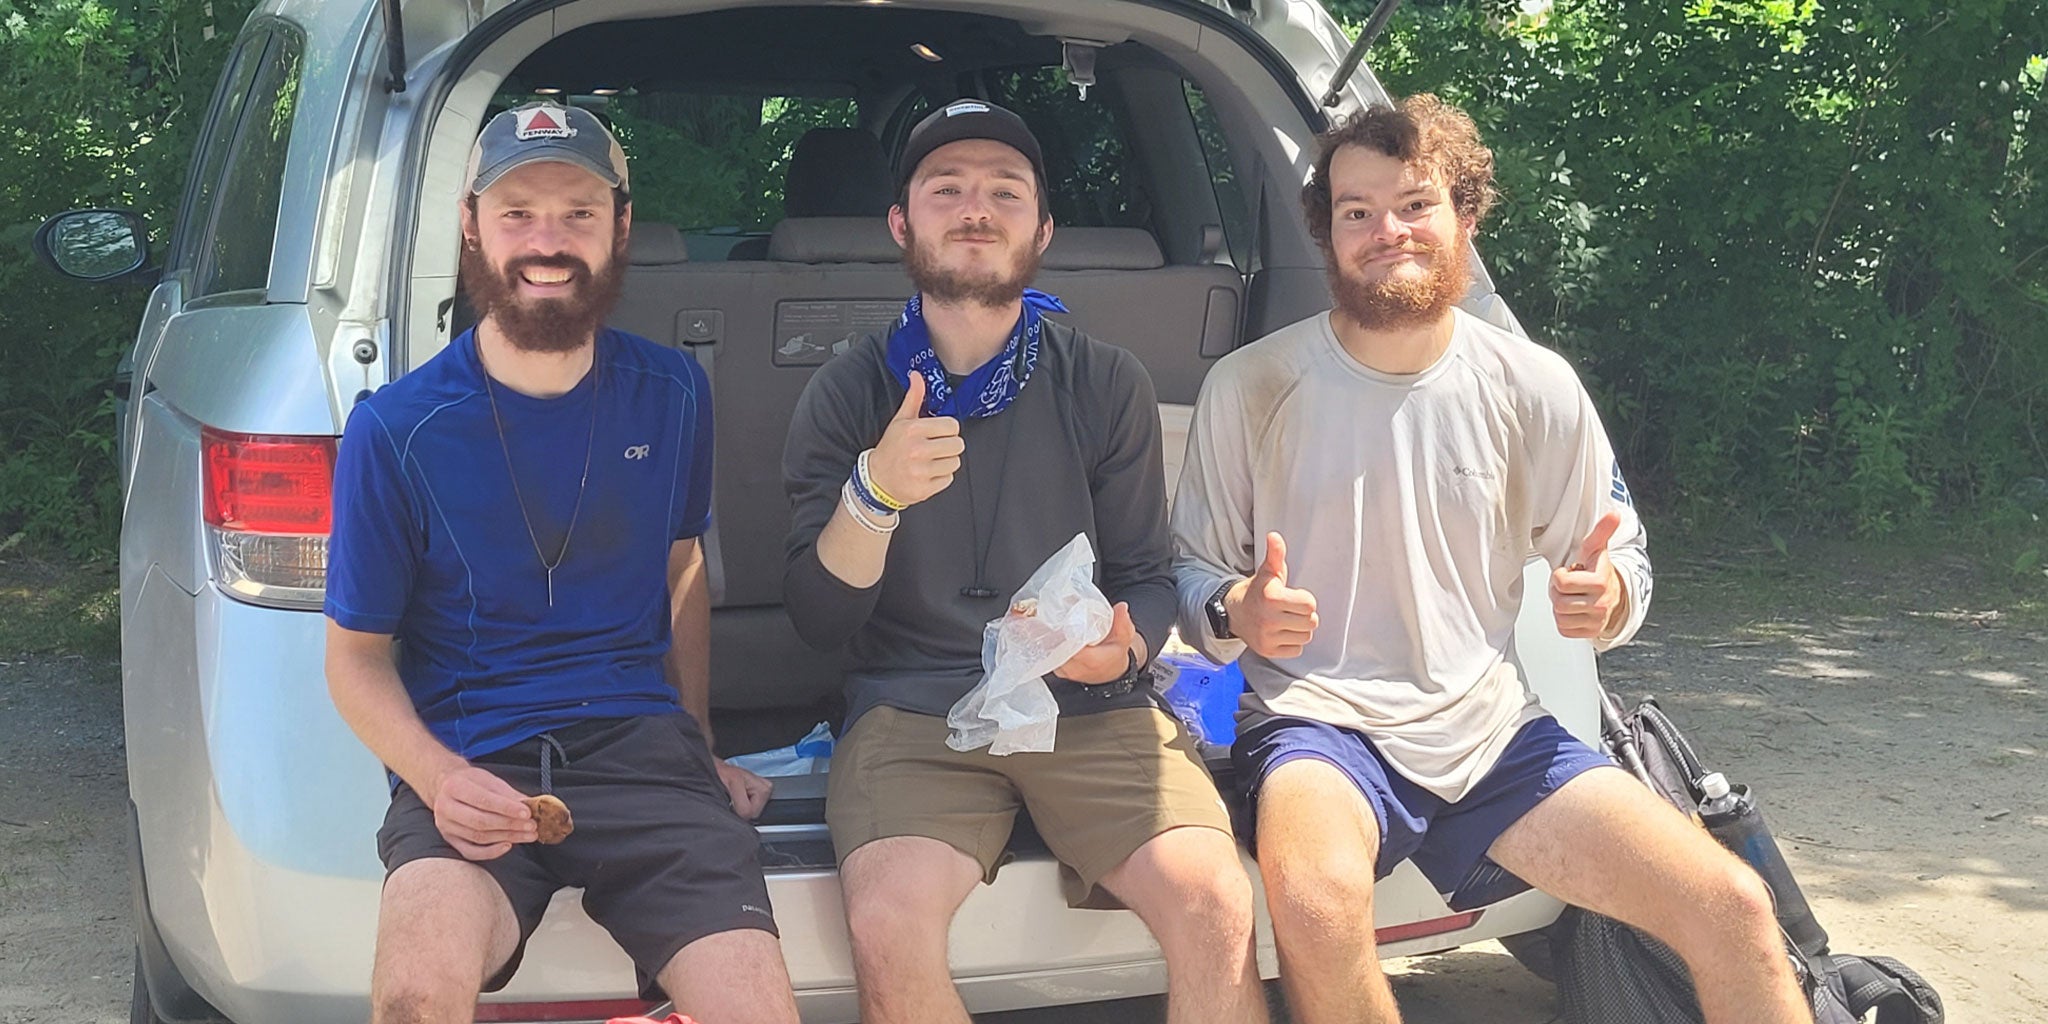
[1596, 686, 1655, 788]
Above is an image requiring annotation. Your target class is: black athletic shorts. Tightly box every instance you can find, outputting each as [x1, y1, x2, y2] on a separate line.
[377, 712, 778, 993]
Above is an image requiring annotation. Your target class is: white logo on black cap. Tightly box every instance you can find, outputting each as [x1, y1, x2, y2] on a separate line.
[514, 107, 579, 141]
[943, 100, 992, 117]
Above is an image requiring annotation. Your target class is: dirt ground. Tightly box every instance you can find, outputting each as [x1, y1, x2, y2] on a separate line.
[1, 546, 2043, 1023]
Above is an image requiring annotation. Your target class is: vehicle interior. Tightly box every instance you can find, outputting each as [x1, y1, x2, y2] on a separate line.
[405, 1, 1364, 860]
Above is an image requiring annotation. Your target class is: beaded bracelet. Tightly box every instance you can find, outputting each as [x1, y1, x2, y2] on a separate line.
[840, 479, 899, 534]
[855, 449, 908, 512]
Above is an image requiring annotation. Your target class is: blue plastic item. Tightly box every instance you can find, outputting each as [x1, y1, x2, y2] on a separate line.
[727, 721, 835, 777]
[1158, 653, 1246, 747]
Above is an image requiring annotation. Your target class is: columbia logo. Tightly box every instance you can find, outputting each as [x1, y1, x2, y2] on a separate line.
[624, 444, 651, 460]
[1453, 465, 1497, 480]
[1610, 459, 1635, 507]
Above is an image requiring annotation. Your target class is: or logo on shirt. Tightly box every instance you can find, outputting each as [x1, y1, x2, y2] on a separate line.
[1610, 459, 1635, 507]
[514, 107, 577, 140]
[623, 444, 651, 460]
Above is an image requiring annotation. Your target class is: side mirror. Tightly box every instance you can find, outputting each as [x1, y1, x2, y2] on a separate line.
[32, 208, 151, 283]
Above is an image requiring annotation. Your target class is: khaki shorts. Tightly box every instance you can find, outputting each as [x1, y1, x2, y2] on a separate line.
[825, 704, 1235, 908]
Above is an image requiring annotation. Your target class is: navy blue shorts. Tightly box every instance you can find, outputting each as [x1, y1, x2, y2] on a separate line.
[1233, 714, 1614, 910]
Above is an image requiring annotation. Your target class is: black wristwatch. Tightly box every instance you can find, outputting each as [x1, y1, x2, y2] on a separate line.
[1205, 578, 1239, 640]
[1093, 647, 1146, 699]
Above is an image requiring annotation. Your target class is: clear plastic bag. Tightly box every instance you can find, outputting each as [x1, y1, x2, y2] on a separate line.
[946, 533, 1113, 754]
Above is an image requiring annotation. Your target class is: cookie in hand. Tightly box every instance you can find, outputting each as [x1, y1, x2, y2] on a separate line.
[523, 794, 574, 844]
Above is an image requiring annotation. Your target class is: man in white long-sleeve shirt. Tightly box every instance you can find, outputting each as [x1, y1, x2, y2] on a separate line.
[1171, 95, 1807, 1024]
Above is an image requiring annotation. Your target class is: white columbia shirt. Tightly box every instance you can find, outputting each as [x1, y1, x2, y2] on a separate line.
[1172, 308, 1651, 802]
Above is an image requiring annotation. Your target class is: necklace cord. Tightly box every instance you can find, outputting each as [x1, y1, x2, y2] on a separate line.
[480, 334, 602, 606]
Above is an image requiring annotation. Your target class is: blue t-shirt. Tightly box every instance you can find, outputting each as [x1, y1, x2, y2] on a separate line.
[325, 327, 713, 760]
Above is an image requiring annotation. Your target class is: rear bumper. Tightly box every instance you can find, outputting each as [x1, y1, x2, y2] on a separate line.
[132, 579, 1579, 1024]
[169, 829, 1565, 1024]
[152, 795, 1565, 1024]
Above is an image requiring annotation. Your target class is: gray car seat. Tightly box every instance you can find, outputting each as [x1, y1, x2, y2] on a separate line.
[727, 127, 894, 261]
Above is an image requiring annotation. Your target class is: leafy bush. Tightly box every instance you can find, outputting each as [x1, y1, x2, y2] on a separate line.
[1, 0, 2040, 558]
[0, 0, 254, 556]
[1344, 0, 2047, 536]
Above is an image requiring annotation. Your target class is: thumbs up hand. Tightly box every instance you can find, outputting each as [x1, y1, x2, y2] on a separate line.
[867, 373, 965, 508]
[1230, 532, 1320, 659]
[1551, 510, 1626, 640]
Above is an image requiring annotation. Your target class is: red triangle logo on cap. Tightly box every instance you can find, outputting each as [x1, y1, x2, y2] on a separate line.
[514, 106, 578, 140]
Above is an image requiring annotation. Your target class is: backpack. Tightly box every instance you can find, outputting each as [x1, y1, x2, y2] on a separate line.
[1548, 691, 1945, 1024]
[1550, 905, 1944, 1024]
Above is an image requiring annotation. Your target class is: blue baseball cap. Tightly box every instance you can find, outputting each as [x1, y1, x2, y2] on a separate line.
[465, 102, 630, 195]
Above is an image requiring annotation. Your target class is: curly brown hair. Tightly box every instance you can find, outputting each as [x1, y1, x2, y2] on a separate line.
[1302, 94, 1498, 251]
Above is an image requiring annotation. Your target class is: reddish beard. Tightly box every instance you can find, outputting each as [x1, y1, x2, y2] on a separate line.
[1327, 234, 1471, 331]
[459, 234, 627, 353]
[902, 220, 1044, 308]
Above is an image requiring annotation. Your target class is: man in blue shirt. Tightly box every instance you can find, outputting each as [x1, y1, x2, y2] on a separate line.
[324, 103, 797, 1024]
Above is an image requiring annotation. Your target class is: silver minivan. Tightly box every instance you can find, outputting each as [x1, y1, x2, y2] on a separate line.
[38, 1, 1604, 1021]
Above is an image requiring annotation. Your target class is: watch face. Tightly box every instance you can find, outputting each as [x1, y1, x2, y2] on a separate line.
[1207, 588, 1232, 639]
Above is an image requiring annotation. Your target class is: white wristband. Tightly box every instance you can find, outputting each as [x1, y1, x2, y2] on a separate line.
[840, 479, 899, 534]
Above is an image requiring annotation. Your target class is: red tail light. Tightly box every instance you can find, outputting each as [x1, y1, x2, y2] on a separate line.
[1375, 910, 1482, 945]
[200, 427, 336, 607]
[201, 427, 336, 534]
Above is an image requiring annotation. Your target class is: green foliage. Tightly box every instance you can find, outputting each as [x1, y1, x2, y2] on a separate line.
[0, 0, 256, 557]
[602, 94, 858, 229]
[2, 0, 2043, 559]
[1339, 0, 2047, 536]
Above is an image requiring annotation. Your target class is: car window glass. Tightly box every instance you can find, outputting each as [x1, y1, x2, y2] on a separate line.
[597, 93, 859, 236]
[194, 30, 305, 300]
[170, 33, 267, 279]
[1183, 80, 1251, 269]
[985, 68, 1146, 229]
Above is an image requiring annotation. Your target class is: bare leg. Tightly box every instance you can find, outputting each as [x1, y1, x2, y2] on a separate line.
[838, 835, 983, 1024]
[1098, 825, 1269, 1024]
[1253, 759, 1403, 1024]
[1486, 766, 1808, 1024]
[369, 859, 522, 1024]
[654, 928, 799, 1024]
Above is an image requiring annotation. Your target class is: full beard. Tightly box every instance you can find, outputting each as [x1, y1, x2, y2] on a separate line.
[903, 222, 1044, 309]
[1328, 236, 1471, 331]
[459, 236, 627, 354]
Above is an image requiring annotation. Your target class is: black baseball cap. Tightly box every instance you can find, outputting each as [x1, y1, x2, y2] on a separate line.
[895, 99, 1047, 196]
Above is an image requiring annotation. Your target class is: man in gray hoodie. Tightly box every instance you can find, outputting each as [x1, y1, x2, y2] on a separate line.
[781, 100, 1266, 1024]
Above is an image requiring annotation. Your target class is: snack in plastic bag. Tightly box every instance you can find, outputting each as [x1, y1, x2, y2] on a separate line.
[946, 533, 1113, 754]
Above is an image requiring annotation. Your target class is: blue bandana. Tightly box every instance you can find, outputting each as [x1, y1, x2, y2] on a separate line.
[884, 288, 1069, 419]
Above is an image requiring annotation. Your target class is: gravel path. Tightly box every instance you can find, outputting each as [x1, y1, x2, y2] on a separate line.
[3, 552, 2042, 1022]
